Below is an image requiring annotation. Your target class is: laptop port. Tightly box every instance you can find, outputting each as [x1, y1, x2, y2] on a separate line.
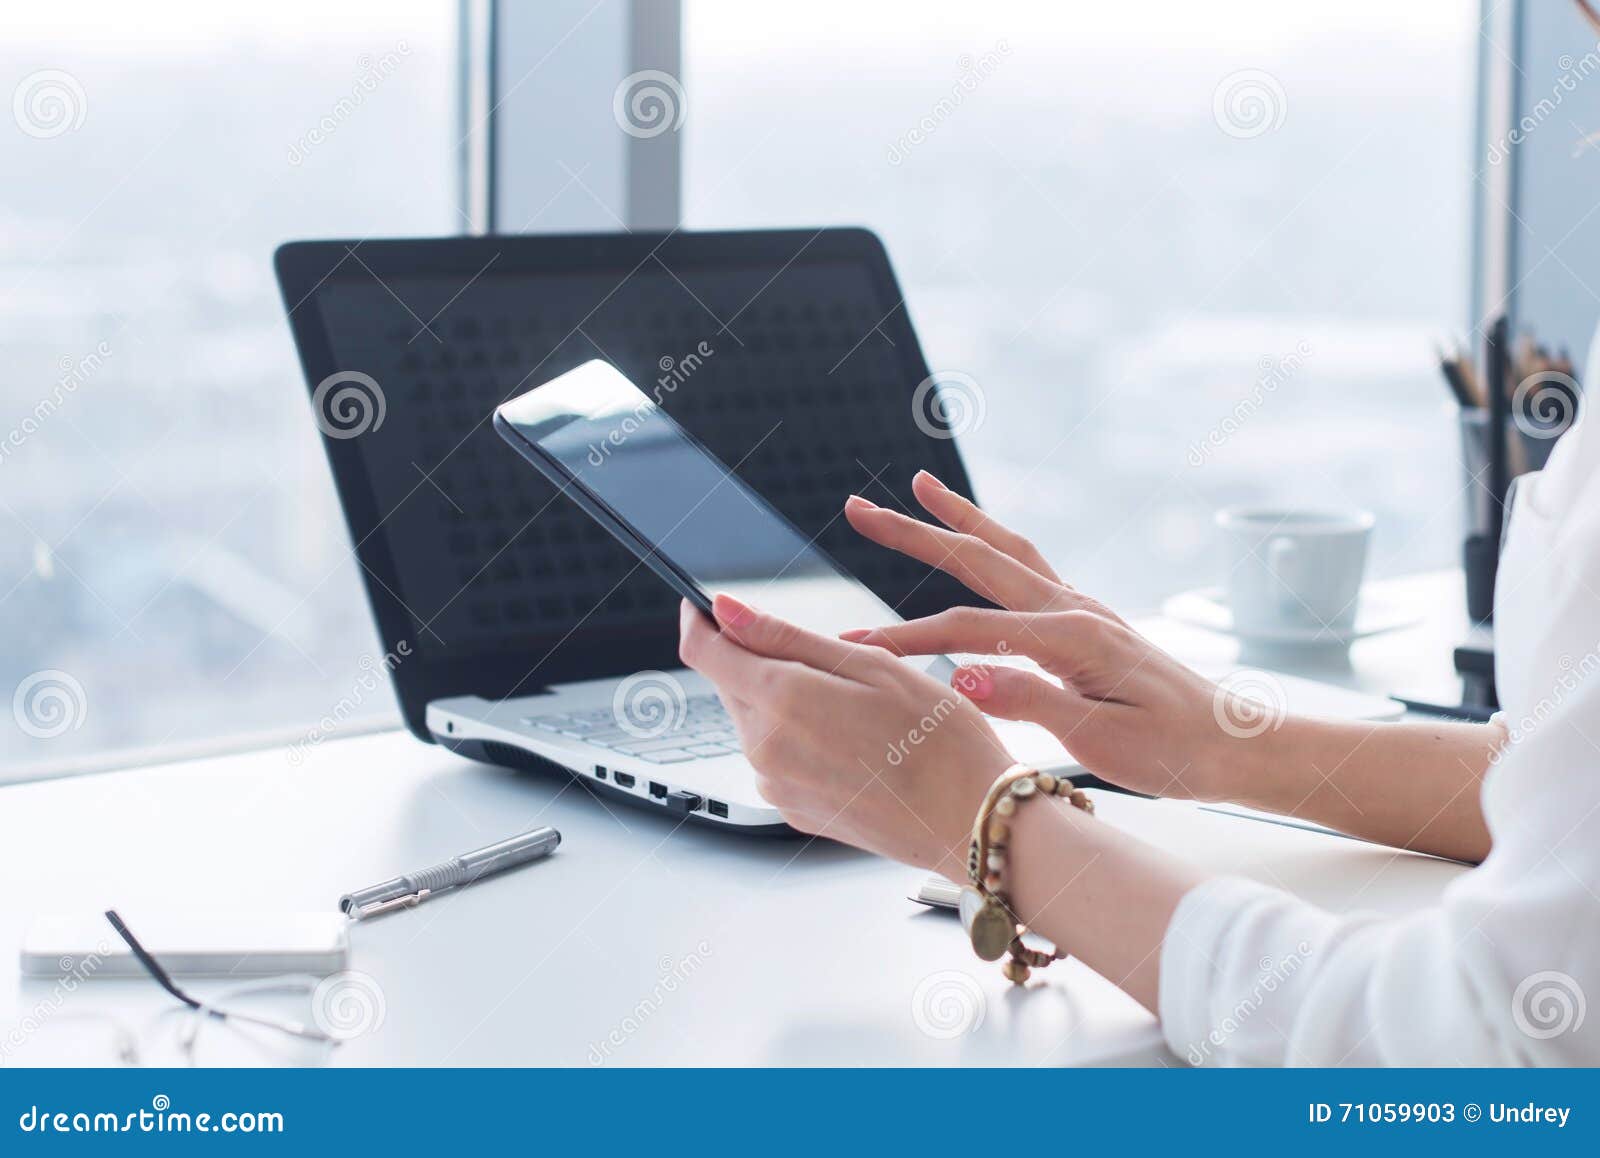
[613, 771, 636, 789]
[593, 765, 608, 780]
[648, 781, 668, 799]
[707, 800, 729, 819]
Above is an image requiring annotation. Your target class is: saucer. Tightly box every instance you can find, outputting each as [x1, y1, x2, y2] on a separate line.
[1160, 586, 1424, 645]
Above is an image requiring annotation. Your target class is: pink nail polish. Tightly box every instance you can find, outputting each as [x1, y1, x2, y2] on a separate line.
[915, 470, 947, 491]
[845, 494, 877, 510]
[954, 667, 993, 701]
[715, 594, 757, 628]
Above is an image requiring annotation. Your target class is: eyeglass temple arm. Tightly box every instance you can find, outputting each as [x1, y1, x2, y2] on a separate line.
[103, 909, 202, 1010]
[104, 910, 334, 1044]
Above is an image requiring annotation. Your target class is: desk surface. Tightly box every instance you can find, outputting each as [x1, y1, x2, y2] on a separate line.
[0, 571, 1473, 1067]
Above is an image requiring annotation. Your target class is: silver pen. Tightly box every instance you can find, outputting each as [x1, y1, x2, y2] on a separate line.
[339, 826, 561, 919]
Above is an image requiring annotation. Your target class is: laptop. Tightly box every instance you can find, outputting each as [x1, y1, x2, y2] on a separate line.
[275, 229, 1046, 831]
[275, 229, 1403, 833]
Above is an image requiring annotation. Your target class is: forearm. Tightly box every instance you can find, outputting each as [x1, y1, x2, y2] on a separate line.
[1007, 794, 1205, 1013]
[1220, 716, 1502, 863]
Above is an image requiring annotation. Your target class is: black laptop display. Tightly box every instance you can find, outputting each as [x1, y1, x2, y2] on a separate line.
[274, 229, 981, 739]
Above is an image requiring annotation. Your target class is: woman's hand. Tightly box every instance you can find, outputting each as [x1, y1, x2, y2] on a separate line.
[841, 471, 1246, 801]
[842, 471, 1500, 860]
[678, 594, 1016, 878]
[680, 596, 1206, 1018]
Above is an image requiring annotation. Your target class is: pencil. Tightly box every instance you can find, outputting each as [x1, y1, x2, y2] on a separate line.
[1486, 316, 1511, 542]
[1436, 342, 1467, 405]
[1438, 352, 1475, 407]
[1455, 357, 1487, 408]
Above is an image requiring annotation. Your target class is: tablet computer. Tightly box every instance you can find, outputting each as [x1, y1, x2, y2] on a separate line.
[493, 359, 954, 680]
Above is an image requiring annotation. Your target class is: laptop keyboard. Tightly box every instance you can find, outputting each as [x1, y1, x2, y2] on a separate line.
[521, 694, 738, 765]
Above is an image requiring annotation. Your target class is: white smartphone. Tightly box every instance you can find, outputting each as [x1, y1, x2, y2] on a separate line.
[20, 912, 350, 978]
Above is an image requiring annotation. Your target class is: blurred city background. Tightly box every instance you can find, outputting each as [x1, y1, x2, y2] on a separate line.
[2, 1, 1479, 776]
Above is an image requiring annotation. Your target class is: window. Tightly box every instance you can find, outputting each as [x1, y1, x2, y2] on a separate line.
[685, 1, 1477, 610]
[2, 1, 1496, 780]
[1, 1, 457, 779]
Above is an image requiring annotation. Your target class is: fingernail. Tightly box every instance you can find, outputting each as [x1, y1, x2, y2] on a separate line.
[713, 593, 757, 628]
[845, 494, 877, 511]
[954, 666, 993, 701]
[839, 628, 873, 643]
[915, 470, 947, 491]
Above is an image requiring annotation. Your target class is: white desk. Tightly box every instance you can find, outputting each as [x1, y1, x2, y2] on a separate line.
[0, 571, 1475, 1067]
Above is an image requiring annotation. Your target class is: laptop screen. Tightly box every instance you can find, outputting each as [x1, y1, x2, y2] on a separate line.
[281, 232, 984, 735]
[311, 252, 971, 668]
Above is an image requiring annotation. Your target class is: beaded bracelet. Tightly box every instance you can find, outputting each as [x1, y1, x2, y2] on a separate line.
[959, 763, 1095, 983]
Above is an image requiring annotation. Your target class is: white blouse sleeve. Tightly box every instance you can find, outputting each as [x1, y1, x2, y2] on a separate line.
[1159, 680, 1600, 1065]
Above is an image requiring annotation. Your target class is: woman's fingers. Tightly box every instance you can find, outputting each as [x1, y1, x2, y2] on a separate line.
[846, 606, 1110, 674]
[710, 594, 882, 682]
[680, 599, 841, 728]
[844, 496, 1065, 612]
[953, 664, 1101, 736]
[898, 474, 1129, 627]
[679, 598, 762, 685]
[910, 471, 1062, 583]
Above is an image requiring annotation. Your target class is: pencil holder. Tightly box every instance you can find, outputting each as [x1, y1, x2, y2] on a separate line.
[1457, 409, 1558, 541]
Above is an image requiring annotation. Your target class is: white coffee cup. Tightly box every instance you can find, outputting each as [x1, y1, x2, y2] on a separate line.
[1215, 507, 1374, 636]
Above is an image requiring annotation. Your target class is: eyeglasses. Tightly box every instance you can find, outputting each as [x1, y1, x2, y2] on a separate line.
[104, 909, 335, 1046]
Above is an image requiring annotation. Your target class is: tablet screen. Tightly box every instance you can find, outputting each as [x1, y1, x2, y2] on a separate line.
[498, 360, 947, 670]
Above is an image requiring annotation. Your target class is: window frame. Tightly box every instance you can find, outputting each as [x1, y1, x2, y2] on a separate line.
[484, 0, 682, 233]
